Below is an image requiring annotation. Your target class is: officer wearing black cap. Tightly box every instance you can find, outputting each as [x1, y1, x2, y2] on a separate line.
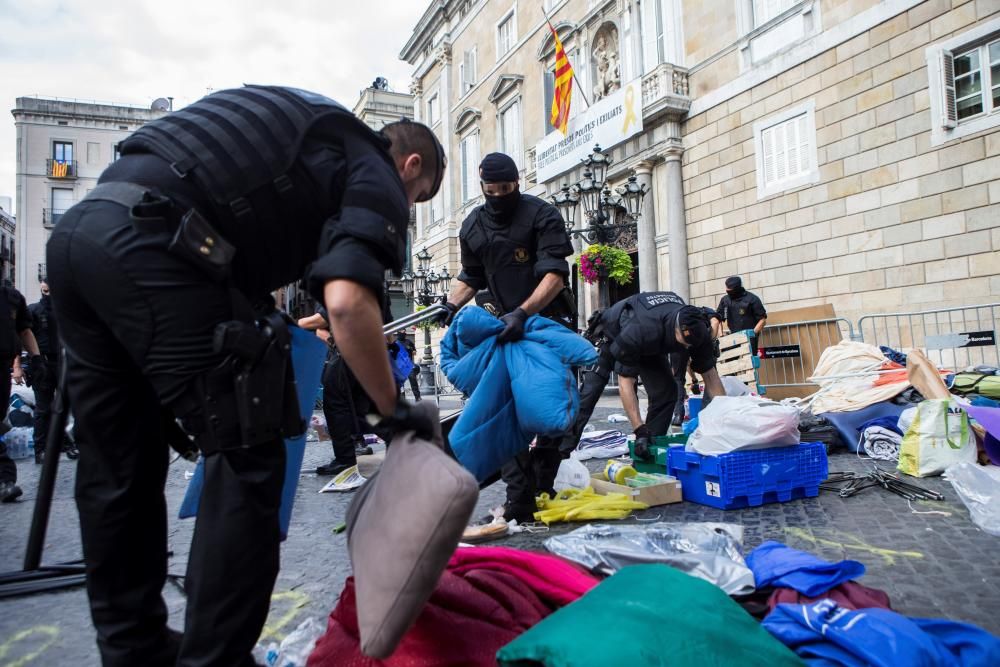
[440, 151, 574, 524]
[566, 291, 726, 460]
[46, 85, 445, 666]
[717, 276, 767, 353]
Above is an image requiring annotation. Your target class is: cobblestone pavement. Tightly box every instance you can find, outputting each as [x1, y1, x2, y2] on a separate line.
[1, 401, 998, 665]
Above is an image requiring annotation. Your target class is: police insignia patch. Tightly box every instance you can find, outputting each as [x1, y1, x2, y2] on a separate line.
[514, 248, 529, 263]
[739, 308, 746, 315]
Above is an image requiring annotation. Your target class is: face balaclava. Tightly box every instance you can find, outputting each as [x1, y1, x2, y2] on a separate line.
[479, 153, 521, 221]
[725, 276, 746, 299]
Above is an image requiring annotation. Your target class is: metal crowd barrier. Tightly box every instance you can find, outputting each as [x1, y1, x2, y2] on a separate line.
[856, 303, 1000, 371]
[754, 318, 855, 393]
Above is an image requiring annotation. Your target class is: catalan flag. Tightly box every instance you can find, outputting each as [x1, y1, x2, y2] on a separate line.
[51, 161, 68, 178]
[549, 22, 573, 135]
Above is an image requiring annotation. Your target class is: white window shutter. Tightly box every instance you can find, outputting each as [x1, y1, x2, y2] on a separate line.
[471, 48, 477, 87]
[774, 124, 787, 181]
[762, 128, 776, 186]
[640, 0, 659, 74]
[940, 49, 958, 129]
[460, 138, 470, 202]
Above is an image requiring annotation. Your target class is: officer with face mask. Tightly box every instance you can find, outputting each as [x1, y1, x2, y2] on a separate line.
[46, 86, 445, 667]
[717, 276, 767, 353]
[439, 152, 575, 524]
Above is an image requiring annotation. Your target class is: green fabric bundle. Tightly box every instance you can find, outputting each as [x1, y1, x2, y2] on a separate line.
[497, 563, 803, 667]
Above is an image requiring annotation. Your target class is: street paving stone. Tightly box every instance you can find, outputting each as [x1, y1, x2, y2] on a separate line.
[1, 404, 999, 665]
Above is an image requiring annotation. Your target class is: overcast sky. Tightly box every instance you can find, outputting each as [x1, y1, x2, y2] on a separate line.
[0, 0, 428, 209]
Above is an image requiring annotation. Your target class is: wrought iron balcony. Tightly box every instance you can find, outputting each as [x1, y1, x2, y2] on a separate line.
[42, 209, 64, 229]
[46, 159, 78, 179]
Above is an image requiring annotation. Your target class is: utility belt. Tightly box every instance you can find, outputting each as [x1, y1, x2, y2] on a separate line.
[83, 182, 303, 455]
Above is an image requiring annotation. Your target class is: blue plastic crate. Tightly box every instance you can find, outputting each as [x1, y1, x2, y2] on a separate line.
[667, 442, 828, 510]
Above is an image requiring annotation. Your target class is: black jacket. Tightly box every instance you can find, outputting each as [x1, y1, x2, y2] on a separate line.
[456, 194, 573, 315]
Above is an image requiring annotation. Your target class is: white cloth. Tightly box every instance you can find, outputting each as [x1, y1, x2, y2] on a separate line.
[809, 341, 910, 414]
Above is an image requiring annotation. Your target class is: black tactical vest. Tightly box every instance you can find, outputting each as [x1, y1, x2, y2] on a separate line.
[121, 85, 392, 221]
[462, 196, 562, 315]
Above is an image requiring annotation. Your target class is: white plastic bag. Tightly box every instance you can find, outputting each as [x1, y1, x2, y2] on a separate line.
[554, 457, 591, 491]
[944, 462, 1000, 536]
[686, 396, 800, 455]
[721, 376, 750, 397]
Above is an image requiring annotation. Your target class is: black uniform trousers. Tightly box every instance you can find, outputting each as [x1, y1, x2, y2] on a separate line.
[406, 366, 421, 400]
[561, 343, 680, 453]
[0, 359, 15, 484]
[321, 353, 372, 465]
[47, 199, 283, 667]
[670, 350, 690, 422]
[31, 353, 65, 457]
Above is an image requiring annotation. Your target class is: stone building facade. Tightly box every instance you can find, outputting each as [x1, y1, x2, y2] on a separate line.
[404, 0, 1000, 326]
[12, 97, 167, 301]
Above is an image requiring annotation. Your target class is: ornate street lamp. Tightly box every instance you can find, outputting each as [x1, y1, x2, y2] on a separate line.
[398, 247, 452, 392]
[552, 184, 580, 231]
[616, 174, 648, 220]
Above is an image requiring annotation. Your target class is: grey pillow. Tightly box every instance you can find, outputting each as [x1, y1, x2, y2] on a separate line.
[345, 402, 478, 658]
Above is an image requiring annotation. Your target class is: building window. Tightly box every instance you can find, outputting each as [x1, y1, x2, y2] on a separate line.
[430, 191, 444, 224]
[497, 10, 515, 60]
[427, 94, 440, 126]
[752, 0, 798, 28]
[928, 18, 1000, 146]
[87, 142, 100, 164]
[951, 39, 1000, 121]
[460, 48, 477, 95]
[459, 131, 480, 204]
[753, 101, 819, 199]
[498, 100, 523, 170]
[112, 143, 122, 162]
[52, 141, 73, 163]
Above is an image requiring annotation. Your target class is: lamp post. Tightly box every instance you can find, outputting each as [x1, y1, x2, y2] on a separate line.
[551, 144, 648, 309]
[398, 247, 451, 391]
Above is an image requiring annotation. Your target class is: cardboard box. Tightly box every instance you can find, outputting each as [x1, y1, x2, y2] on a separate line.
[590, 473, 683, 507]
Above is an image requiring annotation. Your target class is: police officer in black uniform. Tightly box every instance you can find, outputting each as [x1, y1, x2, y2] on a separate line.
[46, 86, 445, 666]
[0, 282, 43, 503]
[28, 278, 78, 463]
[440, 152, 574, 523]
[717, 276, 767, 352]
[565, 292, 726, 459]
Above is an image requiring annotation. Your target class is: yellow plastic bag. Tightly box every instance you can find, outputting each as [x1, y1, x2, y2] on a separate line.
[533, 487, 648, 525]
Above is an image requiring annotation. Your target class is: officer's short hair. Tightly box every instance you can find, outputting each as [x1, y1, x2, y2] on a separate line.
[382, 121, 445, 178]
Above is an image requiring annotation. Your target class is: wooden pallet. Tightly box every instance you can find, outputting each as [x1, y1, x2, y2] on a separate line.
[714, 331, 760, 392]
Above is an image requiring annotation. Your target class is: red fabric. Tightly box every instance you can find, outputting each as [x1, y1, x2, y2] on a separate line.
[767, 580, 893, 613]
[307, 547, 598, 667]
[446, 546, 599, 607]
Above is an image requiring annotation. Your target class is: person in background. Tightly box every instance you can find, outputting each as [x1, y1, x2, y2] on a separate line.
[28, 278, 79, 463]
[396, 331, 421, 401]
[0, 282, 44, 502]
[565, 292, 725, 461]
[717, 276, 767, 354]
[670, 306, 723, 425]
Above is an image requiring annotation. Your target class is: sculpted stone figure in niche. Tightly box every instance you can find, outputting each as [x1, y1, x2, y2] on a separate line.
[592, 24, 621, 101]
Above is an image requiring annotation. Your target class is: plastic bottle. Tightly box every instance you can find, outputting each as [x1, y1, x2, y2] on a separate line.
[604, 460, 637, 485]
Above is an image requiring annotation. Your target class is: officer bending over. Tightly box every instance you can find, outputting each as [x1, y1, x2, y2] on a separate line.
[46, 86, 444, 667]
[440, 152, 575, 524]
[565, 292, 725, 460]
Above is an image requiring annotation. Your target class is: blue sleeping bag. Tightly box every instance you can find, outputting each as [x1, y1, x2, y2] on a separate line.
[439, 307, 598, 482]
[179, 326, 327, 540]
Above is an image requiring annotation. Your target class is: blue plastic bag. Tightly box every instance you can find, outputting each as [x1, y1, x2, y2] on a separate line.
[179, 326, 327, 540]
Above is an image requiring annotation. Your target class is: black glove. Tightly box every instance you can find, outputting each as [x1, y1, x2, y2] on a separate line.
[497, 307, 528, 344]
[436, 301, 460, 327]
[371, 398, 439, 446]
[633, 424, 653, 461]
[25, 355, 46, 387]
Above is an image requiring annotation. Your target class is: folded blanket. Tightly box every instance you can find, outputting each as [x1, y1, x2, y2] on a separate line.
[861, 425, 902, 461]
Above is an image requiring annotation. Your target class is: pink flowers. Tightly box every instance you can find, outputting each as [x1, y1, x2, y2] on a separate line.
[577, 245, 634, 285]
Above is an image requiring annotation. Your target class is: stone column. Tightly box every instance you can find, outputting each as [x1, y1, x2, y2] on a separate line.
[633, 161, 658, 291]
[664, 146, 690, 301]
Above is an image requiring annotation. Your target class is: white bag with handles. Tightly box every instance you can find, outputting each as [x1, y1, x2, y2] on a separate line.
[898, 399, 975, 477]
[686, 396, 800, 455]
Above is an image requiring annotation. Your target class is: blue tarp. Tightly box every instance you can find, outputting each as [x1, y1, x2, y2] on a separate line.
[179, 326, 327, 540]
[440, 307, 597, 482]
[763, 599, 1000, 667]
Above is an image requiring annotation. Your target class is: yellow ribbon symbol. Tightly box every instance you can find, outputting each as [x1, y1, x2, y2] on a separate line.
[621, 85, 638, 133]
